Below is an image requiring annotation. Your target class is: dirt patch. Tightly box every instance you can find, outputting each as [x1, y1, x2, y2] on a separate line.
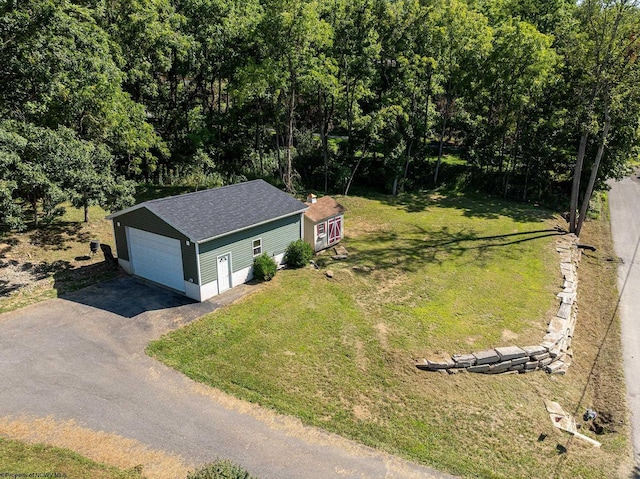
[353, 339, 367, 372]
[0, 416, 191, 479]
[0, 258, 115, 299]
[352, 404, 371, 421]
[374, 322, 389, 349]
[501, 329, 519, 342]
[465, 335, 481, 345]
[0, 213, 117, 311]
[0, 259, 70, 296]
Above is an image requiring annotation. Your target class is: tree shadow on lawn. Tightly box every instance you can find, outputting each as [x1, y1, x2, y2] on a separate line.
[0, 259, 74, 298]
[343, 226, 565, 272]
[0, 258, 116, 299]
[0, 236, 19, 258]
[381, 191, 557, 223]
[28, 222, 92, 251]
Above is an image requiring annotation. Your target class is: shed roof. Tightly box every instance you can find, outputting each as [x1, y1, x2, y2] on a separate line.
[108, 179, 308, 243]
[304, 196, 345, 223]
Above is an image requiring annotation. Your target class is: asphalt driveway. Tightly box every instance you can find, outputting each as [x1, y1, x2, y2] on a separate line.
[609, 172, 640, 470]
[0, 276, 452, 479]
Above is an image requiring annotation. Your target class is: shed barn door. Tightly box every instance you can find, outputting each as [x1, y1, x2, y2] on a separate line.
[128, 227, 185, 292]
[328, 217, 342, 245]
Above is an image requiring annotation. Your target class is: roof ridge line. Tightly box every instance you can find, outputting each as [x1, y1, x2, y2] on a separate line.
[145, 178, 265, 205]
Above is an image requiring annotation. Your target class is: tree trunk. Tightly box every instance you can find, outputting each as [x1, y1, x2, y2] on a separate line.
[321, 123, 329, 194]
[576, 105, 611, 236]
[345, 156, 363, 197]
[31, 197, 38, 228]
[423, 71, 432, 147]
[84, 198, 89, 223]
[285, 82, 295, 193]
[434, 108, 448, 185]
[569, 131, 589, 233]
[319, 89, 334, 194]
[345, 140, 369, 196]
[401, 139, 413, 192]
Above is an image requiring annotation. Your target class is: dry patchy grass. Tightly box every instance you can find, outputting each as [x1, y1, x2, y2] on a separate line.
[0, 416, 191, 479]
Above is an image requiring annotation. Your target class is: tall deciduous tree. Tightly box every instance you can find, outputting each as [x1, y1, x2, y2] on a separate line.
[431, 0, 493, 184]
[567, 0, 640, 235]
[254, 0, 333, 192]
[0, 121, 136, 227]
[0, 0, 163, 176]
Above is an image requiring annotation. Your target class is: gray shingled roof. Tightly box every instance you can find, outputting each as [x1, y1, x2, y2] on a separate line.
[110, 180, 308, 243]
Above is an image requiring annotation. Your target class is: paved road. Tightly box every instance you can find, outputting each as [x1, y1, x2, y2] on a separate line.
[609, 172, 640, 469]
[0, 276, 452, 479]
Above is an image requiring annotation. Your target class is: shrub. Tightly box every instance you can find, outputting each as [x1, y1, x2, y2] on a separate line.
[284, 239, 313, 268]
[186, 459, 256, 479]
[253, 253, 277, 281]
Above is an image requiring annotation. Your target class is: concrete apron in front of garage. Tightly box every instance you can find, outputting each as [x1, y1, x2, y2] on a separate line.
[0, 276, 451, 479]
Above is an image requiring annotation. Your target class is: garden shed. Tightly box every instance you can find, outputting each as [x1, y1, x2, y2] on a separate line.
[107, 180, 308, 301]
[303, 194, 345, 253]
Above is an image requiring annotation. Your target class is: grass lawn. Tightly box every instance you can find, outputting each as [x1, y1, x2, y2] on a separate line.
[0, 184, 196, 313]
[148, 191, 630, 478]
[0, 438, 142, 478]
[0, 203, 119, 313]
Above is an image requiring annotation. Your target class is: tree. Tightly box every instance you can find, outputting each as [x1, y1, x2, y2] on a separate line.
[431, 0, 493, 184]
[0, 121, 135, 228]
[0, 0, 163, 176]
[331, 0, 380, 192]
[0, 127, 27, 231]
[566, 0, 640, 235]
[63, 137, 136, 223]
[254, 0, 333, 192]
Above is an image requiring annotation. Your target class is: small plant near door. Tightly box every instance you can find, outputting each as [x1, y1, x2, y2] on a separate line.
[284, 239, 313, 268]
[253, 253, 277, 281]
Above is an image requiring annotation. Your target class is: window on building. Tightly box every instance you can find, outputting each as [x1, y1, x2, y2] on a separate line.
[317, 222, 326, 236]
[252, 238, 262, 256]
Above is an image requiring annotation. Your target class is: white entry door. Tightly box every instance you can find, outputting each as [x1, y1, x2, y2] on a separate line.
[217, 253, 232, 293]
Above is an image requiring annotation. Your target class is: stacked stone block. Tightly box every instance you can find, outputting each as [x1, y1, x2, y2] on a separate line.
[416, 234, 580, 376]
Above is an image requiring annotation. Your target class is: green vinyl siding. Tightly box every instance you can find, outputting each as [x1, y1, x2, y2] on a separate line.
[111, 207, 199, 284]
[113, 219, 128, 260]
[199, 214, 301, 285]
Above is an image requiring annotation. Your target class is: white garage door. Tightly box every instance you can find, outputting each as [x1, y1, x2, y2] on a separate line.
[128, 227, 185, 292]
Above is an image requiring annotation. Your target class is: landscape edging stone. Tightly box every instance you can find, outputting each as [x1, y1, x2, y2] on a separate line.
[416, 234, 580, 376]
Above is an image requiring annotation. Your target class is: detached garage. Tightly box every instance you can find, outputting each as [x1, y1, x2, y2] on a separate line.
[107, 180, 308, 301]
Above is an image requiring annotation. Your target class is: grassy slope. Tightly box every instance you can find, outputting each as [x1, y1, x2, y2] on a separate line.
[0, 438, 142, 478]
[149, 191, 629, 478]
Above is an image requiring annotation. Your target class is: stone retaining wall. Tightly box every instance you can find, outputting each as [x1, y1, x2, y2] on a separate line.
[416, 234, 580, 376]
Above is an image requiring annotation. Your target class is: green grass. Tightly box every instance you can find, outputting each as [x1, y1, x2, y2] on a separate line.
[0, 438, 142, 478]
[148, 191, 631, 478]
[0, 203, 119, 313]
[431, 153, 466, 166]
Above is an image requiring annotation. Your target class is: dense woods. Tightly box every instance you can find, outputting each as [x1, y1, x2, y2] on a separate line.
[1, 0, 639, 234]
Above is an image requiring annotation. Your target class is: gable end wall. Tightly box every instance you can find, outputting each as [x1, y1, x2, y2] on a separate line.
[111, 207, 199, 284]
